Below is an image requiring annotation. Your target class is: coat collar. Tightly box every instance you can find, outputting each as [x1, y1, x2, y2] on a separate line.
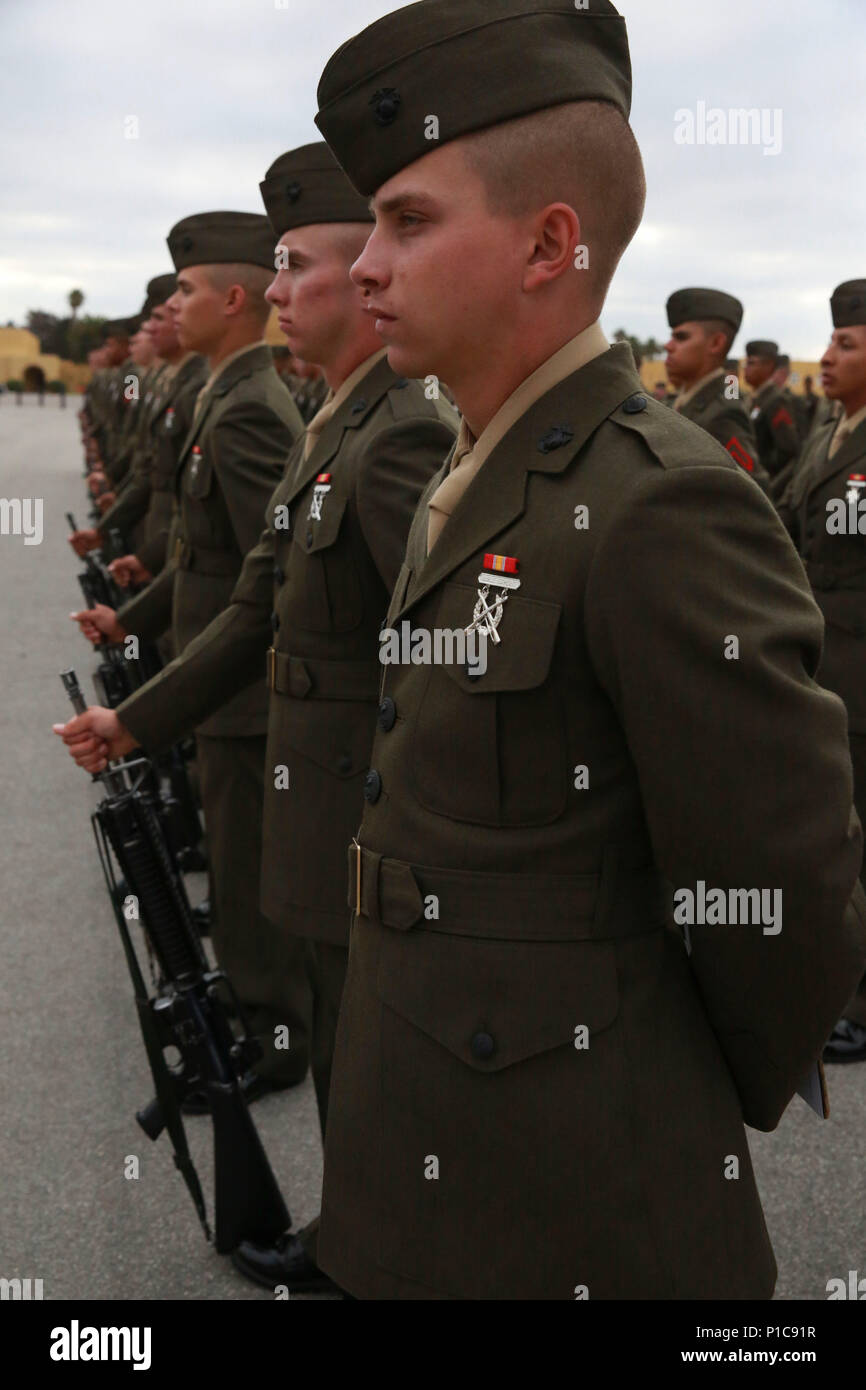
[395, 343, 640, 619]
[805, 416, 866, 495]
[176, 344, 274, 465]
[281, 355, 401, 508]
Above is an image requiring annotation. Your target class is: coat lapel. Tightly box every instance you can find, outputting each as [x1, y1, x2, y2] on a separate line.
[281, 356, 399, 509]
[805, 418, 866, 497]
[176, 344, 273, 468]
[394, 343, 640, 619]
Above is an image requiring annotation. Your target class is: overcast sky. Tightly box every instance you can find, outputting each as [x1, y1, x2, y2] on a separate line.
[2, 0, 863, 358]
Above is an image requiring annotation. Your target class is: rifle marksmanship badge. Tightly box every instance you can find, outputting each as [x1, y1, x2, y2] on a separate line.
[164, 406, 175, 433]
[188, 445, 202, 484]
[846, 473, 866, 507]
[308, 472, 332, 521]
[465, 553, 520, 646]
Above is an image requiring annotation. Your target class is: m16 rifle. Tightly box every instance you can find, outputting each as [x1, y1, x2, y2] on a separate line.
[60, 668, 290, 1252]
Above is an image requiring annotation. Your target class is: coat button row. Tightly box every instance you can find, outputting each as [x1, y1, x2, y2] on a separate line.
[378, 697, 396, 731]
[364, 769, 382, 803]
[273, 564, 285, 585]
[270, 611, 280, 632]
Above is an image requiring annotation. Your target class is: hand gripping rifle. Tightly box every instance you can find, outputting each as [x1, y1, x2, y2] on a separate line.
[66, 512, 121, 610]
[65, 524, 206, 872]
[60, 669, 290, 1251]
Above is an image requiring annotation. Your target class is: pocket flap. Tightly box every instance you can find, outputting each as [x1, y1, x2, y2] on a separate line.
[272, 690, 375, 778]
[433, 582, 561, 693]
[377, 927, 619, 1071]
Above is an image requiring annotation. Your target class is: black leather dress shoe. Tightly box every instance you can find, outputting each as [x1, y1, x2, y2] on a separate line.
[823, 1018, 866, 1063]
[231, 1231, 340, 1293]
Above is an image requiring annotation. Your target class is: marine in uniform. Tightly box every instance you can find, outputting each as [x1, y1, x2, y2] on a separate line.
[56, 157, 457, 1276]
[62, 212, 313, 1096]
[70, 275, 178, 558]
[744, 339, 801, 494]
[310, 0, 866, 1299]
[85, 318, 134, 496]
[108, 279, 208, 593]
[663, 288, 768, 490]
[777, 281, 866, 1063]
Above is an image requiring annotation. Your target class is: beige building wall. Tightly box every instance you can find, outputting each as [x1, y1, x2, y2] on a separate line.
[0, 327, 91, 390]
[639, 358, 825, 397]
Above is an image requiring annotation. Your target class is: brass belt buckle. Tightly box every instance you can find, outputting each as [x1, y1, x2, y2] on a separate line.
[353, 837, 362, 916]
[267, 646, 276, 692]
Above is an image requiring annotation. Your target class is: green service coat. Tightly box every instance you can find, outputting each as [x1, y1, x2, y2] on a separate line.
[115, 357, 457, 941]
[316, 344, 866, 1301]
[675, 375, 771, 494]
[119, 343, 302, 739]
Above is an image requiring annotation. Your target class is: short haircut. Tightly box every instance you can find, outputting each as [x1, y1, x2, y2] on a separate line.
[699, 317, 736, 359]
[204, 262, 273, 325]
[459, 100, 646, 309]
[322, 221, 374, 264]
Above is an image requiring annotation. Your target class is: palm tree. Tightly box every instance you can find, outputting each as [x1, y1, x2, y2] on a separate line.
[68, 289, 84, 320]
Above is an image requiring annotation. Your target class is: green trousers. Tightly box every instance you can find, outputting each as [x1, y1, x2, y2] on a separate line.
[196, 732, 312, 1084]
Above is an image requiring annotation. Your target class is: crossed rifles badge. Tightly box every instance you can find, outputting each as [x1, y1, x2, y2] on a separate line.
[308, 472, 332, 521]
[845, 472, 866, 508]
[465, 553, 521, 646]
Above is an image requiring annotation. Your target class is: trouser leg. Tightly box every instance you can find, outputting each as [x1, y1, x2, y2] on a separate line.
[299, 939, 349, 1259]
[196, 731, 312, 1084]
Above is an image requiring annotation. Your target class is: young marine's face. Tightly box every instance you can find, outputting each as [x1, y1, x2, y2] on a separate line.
[665, 322, 717, 389]
[146, 303, 180, 358]
[351, 140, 532, 385]
[103, 337, 128, 366]
[265, 224, 371, 368]
[167, 266, 230, 354]
[821, 326, 866, 403]
[744, 356, 775, 390]
[130, 331, 155, 367]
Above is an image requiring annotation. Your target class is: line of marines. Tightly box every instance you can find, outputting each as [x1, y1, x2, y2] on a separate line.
[53, 0, 866, 1302]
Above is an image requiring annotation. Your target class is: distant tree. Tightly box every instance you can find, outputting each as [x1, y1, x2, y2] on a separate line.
[68, 289, 85, 319]
[643, 337, 664, 360]
[66, 315, 106, 363]
[613, 327, 643, 370]
[26, 310, 66, 355]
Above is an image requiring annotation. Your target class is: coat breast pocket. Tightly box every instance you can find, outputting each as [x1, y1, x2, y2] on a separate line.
[290, 492, 363, 633]
[410, 582, 567, 826]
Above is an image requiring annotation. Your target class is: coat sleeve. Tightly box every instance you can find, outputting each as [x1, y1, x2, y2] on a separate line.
[117, 522, 276, 754]
[96, 454, 152, 544]
[585, 462, 866, 1131]
[116, 559, 176, 643]
[355, 417, 457, 592]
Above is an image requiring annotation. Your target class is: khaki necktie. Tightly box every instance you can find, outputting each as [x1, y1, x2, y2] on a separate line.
[303, 391, 337, 460]
[828, 424, 849, 460]
[426, 436, 480, 553]
[192, 383, 211, 425]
